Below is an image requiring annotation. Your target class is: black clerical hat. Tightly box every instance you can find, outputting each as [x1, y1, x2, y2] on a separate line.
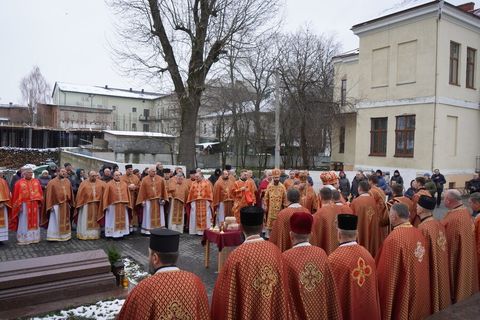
[337, 214, 358, 231]
[150, 228, 180, 253]
[225, 164, 232, 171]
[418, 195, 436, 210]
[125, 164, 133, 169]
[189, 169, 197, 174]
[240, 206, 264, 226]
[163, 168, 171, 174]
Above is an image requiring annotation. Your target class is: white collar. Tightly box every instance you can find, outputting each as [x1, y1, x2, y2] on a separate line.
[339, 241, 358, 247]
[335, 202, 343, 206]
[155, 266, 180, 274]
[325, 185, 337, 190]
[288, 203, 302, 208]
[244, 235, 264, 243]
[359, 193, 370, 197]
[293, 242, 311, 248]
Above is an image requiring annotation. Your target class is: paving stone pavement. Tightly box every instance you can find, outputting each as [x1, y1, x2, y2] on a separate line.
[0, 229, 219, 297]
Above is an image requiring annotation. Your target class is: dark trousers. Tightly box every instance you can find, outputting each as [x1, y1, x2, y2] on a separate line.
[436, 189, 443, 206]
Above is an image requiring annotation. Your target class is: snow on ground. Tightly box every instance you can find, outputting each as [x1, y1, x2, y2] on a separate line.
[31, 299, 125, 320]
[123, 257, 149, 284]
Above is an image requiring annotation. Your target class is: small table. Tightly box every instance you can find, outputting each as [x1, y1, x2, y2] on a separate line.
[201, 229, 243, 272]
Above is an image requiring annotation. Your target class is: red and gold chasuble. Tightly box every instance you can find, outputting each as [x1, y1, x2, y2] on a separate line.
[283, 245, 341, 320]
[187, 179, 213, 230]
[211, 240, 291, 320]
[475, 216, 480, 289]
[350, 194, 384, 257]
[441, 206, 479, 303]
[328, 243, 381, 320]
[310, 203, 339, 255]
[265, 183, 287, 229]
[298, 184, 319, 214]
[171, 182, 189, 225]
[212, 178, 235, 216]
[43, 177, 73, 234]
[120, 173, 140, 209]
[75, 180, 106, 230]
[136, 175, 168, 228]
[9, 178, 43, 231]
[230, 180, 256, 222]
[100, 180, 131, 230]
[0, 178, 11, 228]
[118, 270, 210, 320]
[270, 205, 311, 252]
[376, 224, 431, 320]
[418, 218, 451, 313]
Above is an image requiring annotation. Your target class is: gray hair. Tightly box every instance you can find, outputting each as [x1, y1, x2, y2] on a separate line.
[391, 203, 410, 220]
[470, 192, 480, 204]
[446, 189, 462, 202]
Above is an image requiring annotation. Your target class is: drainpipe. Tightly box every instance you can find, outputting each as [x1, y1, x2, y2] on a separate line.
[431, 1, 443, 172]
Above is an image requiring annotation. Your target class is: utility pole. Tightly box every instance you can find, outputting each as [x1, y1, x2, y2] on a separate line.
[274, 71, 280, 168]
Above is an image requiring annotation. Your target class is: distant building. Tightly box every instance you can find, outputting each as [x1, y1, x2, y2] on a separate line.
[331, 0, 480, 187]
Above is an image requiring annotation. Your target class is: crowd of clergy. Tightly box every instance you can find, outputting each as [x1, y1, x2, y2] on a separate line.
[1, 163, 480, 320]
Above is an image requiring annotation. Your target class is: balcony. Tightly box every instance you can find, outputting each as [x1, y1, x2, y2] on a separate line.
[139, 115, 167, 122]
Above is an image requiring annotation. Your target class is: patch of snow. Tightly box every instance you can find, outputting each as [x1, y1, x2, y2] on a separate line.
[55, 82, 164, 100]
[123, 258, 149, 284]
[32, 299, 125, 320]
[0, 146, 59, 152]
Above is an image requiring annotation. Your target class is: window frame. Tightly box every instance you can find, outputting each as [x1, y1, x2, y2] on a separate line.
[466, 47, 476, 89]
[339, 126, 345, 154]
[394, 115, 415, 158]
[340, 79, 347, 106]
[449, 41, 460, 85]
[369, 117, 388, 157]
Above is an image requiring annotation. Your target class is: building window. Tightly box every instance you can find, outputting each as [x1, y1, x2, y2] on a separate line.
[340, 79, 347, 106]
[132, 107, 137, 113]
[143, 109, 149, 118]
[203, 123, 207, 134]
[339, 126, 345, 154]
[132, 123, 137, 131]
[370, 117, 387, 156]
[395, 115, 415, 157]
[112, 106, 117, 110]
[143, 124, 149, 132]
[449, 41, 460, 85]
[466, 47, 476, 89]
[113, 122, 116, 130]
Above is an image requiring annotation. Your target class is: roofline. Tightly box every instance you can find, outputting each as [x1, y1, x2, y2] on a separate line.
[352, 1, 480, 33]
[52, 81, 165, 100]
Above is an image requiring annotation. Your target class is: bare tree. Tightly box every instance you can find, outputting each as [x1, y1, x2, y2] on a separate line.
[277, 27, 340, 169]
[19, 66, 51, 125]
[109, 0, 281, 169]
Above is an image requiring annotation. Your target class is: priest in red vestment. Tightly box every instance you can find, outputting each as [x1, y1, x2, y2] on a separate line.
[416, 195, 451, 313]
[328, 214, 381, 320]
[350, 181, 384, 257]
[118, 228, 209, 320]
[0, 173, 11, 242]
[264, 169, 287, 238]
[387, 184, 414, 213]
[9, 166, 43, 244]
[283, 211, 341, 319]
[333, 190, 353, 214]
[186, 171, 213, 235]
[212, 170, 235, 226]
[471, 192, 480, 288]
[120, 164, 140, 232]
[297, 171, 318, 214]
[270, 188, 310, 252]
[411, 177, 434, 227]
[211, 206, 291, 320]
[376, 203, 431, 320]
[231, 170, 256, 223]
[442, 189, 479, 303]
[43, 168, 74, 241]
[310, 187, 339, 254]
[368, 175, 390, 239]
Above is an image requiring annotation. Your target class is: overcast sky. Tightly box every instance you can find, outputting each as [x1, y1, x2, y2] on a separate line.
[0, 0, 466, 104]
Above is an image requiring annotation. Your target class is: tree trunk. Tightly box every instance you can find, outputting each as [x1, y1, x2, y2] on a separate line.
[177, 96, 200, 170]
[300, 113, 309, 169]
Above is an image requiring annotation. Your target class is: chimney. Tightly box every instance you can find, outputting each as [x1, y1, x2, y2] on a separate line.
[129, 88, 132, 91]
[457, 2, 475, 12]
[141, 89, 144, 93]
[9, 102, 12, 106]
[105, 85, 108, 89]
